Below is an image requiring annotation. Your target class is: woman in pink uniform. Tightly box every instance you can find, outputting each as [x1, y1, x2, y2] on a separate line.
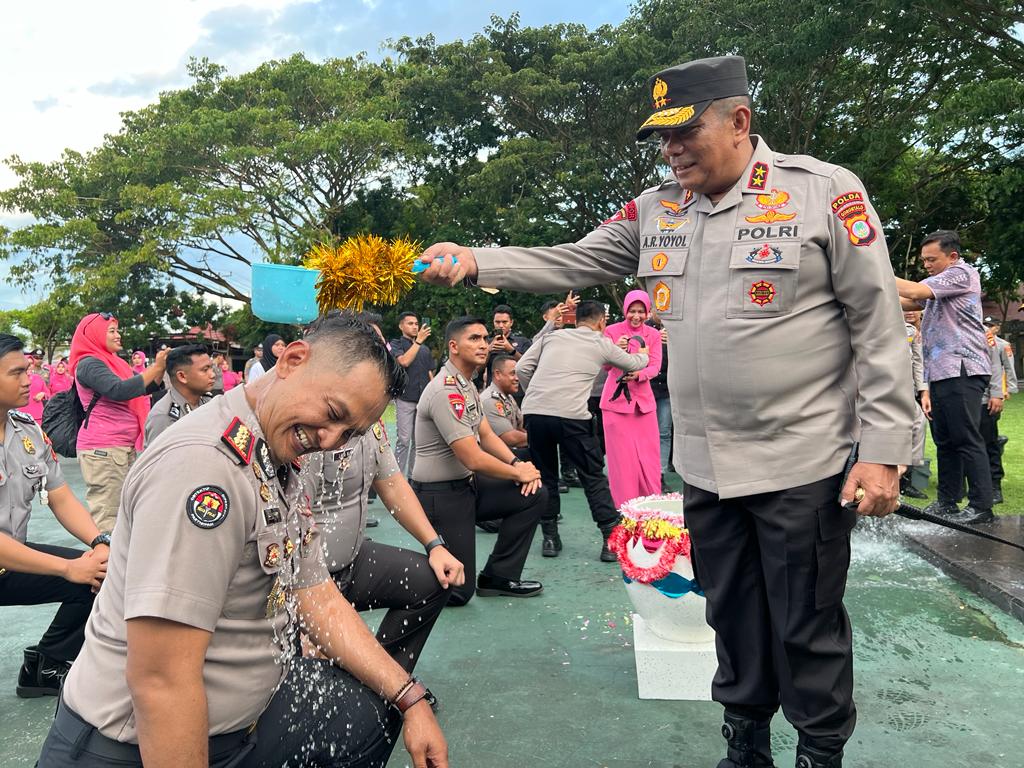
[24, 355, 52, 423]
[600, 289, 663, 509]
[47, 358, 73, 395]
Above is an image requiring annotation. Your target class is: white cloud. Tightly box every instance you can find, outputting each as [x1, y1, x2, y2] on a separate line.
[0, 0, 309, 190]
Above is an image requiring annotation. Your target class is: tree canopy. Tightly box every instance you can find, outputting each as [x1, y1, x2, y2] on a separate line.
[2, 0, 1022, 334]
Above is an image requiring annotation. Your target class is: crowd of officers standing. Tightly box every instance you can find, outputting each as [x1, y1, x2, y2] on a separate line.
[0, 53, 1018, 768]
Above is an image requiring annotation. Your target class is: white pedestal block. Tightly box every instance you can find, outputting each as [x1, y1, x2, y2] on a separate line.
[633, 613, 717, 701]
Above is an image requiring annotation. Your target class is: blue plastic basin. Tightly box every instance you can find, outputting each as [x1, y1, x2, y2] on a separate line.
[250, 263, 320, 324]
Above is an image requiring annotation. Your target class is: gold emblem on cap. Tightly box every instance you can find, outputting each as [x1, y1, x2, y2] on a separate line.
[640, 104, 696, 132]
[652, 77, 670, 108]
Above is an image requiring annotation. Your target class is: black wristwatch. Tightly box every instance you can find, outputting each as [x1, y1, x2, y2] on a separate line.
[424, 536, 447, 555]
[510, 457, 522, 466]
[90, 533, 112, 548]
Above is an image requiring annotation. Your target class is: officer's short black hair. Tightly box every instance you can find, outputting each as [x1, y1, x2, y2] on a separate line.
[922, 230, 961, 256]
[398, 311, 419, 324]
[359, 311, 384, 329]
[445, 316, 487, 345]
[305, 312, 406, 399]
[491, 355, 516, 375]
[0, 334, 25, 360]
[540, 300, 559, 314]
[167, 344, 210, 377]
[576, 300, 607, 324]
[493, 304, 513, 319]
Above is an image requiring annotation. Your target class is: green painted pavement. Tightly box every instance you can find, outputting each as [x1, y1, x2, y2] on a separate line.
[2, 460, 1022, 768]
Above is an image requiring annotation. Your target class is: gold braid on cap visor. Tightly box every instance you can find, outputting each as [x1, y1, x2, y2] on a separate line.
[640, 105, 696, 131]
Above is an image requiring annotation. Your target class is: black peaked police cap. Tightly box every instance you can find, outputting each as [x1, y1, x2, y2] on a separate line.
[637, 55, 749, 141]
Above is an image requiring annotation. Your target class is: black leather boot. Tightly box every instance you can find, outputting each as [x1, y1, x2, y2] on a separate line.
[715, 712, 775, 768]
[541, 520, 561, 557]
[795, 744, 842, 768]
[17, 647, 71, 698]
[599, 522, 618, 562]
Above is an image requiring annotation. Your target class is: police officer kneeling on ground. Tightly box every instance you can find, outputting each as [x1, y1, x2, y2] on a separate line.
[411, 317, 546, 605]
[38, 316, 449, 768]
[143, 344, 215, 447]
[304, 421, 464, 672]
[0, 334, 110, 698]
[418, 56, 914, 768]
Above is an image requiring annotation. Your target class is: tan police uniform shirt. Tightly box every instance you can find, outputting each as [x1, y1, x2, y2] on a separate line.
[411, 360, 483, 483]
[0, 410, 65, 543]
[473, 136, 915, 498]
[306, 423, 400, 572]
[62, 385, 330, 741]
[143, 385, 211, 448]
[515, 327, 647, 421]
[480, 384, 523, 437]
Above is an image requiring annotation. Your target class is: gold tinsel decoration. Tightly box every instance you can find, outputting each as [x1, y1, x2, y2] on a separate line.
[304, 235, 420, 312]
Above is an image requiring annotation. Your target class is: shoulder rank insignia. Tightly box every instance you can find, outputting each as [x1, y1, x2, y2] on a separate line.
[169, 402, 181, 421]
[372, 422, 385, 442]
[22, 435, 35, 454]
[9, 409, 34, 424]
[444, 375, 457, 387]
[221, 417, 254, 465]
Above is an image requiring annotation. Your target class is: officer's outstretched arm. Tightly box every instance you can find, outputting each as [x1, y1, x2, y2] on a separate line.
[126, 616, 212, 768]
[297, 580, 449, 767]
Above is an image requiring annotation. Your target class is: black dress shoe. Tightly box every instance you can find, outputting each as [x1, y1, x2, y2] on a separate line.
[17, 647, 70, 698]
[476, 520, 500, 533]
[993, 488, 1004, 504]
[997, 434, 1009, 447]
[542, 535, 561, 557]
[476, 573, 543, 598]
[944, 506, 995, 525]
[558, 481, 569, 494]
[901, 485, 928, 500]
[600, 541, 617, 562]
[924, 501, 959, 517]
[365, 517, 379, 528]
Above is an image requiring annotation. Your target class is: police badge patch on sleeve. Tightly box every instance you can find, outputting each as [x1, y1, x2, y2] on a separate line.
[186, 485, 230, 529]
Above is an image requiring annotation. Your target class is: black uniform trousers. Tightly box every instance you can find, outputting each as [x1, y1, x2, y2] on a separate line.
[413, 475, 545, 606]
[683, 473, 857, 754]
[0, 543, 94, 662]
[979, 405, 1004, 485]
[38, 659, 403, 768]
[332, 540, 450, 673]
[929, 369, 993, 509]
[524, 414, 618, 529]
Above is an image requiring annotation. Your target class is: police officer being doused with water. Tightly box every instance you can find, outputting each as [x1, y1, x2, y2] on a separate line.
[143, 344, 216, 447]
[0, 335, 110, 698]
[417, 56, 915, 768]
[38, 315, 449, 768]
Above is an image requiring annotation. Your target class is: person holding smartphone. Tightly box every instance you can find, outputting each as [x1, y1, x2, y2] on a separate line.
[390, 312, 436, 477]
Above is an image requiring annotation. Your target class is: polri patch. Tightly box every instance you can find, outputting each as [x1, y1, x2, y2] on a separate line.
[449, 393, 466, 420]
[186, 485, 230, 529]
[602, 199, 638, 225]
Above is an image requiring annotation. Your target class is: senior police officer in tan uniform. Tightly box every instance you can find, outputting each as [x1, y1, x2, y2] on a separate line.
[418, 56, 915, 768]
[39, 316, 449, 768]
[0, 335, 110, 698]
[305, 421, 463, 672]
[412, 317, 546, 606]
[479, 355, 527, 450]
[143, 344, 215, 447]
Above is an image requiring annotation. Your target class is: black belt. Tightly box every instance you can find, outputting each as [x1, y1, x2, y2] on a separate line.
[54, 699, 254, 763]
[410, 477, 473, 492]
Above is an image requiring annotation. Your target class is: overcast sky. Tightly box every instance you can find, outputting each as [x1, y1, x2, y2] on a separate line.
[1, 0, 629, 308]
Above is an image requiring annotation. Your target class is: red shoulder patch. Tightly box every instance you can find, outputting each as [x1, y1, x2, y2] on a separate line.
[221, 417, 254, 465]
[602, 199, 638, 225]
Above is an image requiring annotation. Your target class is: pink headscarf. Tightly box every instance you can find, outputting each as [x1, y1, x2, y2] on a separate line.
[48, 360, 73, 395]
[131, 349, 148, 374]
[70, 313, 150, 448]
[622, 289, 652, 316]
